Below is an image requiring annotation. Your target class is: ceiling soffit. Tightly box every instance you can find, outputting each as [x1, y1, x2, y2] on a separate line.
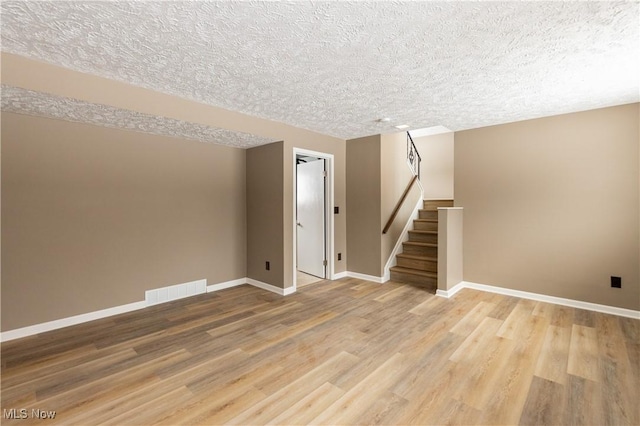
[1, 85, 277, 148]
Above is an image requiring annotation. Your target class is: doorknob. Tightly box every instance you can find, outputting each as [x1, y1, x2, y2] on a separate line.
[297, 222, 302, 227]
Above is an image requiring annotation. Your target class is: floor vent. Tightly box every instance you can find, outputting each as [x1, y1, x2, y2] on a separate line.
[145, 279, 207, 306]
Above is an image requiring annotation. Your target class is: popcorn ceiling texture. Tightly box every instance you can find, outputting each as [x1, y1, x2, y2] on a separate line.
[0, 85, 276, 148]
[1, 1, 638, 140]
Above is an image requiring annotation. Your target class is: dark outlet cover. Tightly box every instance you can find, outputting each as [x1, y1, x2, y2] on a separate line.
[338, 253, 342, 261]
[266, 261, 270, 271]
[334, 206, 339, 214]
[611, 276, 621, 288]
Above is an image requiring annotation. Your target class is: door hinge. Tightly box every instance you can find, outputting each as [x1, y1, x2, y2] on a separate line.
[323, 260, 328, 266]
[322, 170, 327, 178]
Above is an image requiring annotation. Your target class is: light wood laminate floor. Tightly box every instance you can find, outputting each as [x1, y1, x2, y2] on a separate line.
[1, 278, 638, 425]
[296, 270, 324, 288]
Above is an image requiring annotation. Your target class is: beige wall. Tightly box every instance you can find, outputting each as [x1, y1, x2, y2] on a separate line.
[455, 103, 639, 310]
[2, 52, 348, 304]
[414, 132, 454, 199]
[346, 135, 382, 276]
[246, 138, 347, 291]
[381, 132, 422, 270]
[242, 137, 348, 290]
[246, 142, 284, 288]
[2, 112, 247, 330]
[345, 132, 421, 277]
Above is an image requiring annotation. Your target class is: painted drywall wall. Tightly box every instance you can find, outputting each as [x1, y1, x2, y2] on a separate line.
[413, 131, 454, 200]
[381, 132, 422, 270]
[346, 135, 382, 276]
[2, 53, 349, 294]
[244, 136, 348, 291]
[455, 103, 639, 310]
[246, 141, 285, 288]
[1, 112, 247, 331]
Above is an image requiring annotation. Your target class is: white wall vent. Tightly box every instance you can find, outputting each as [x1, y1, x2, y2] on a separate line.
[145, 279, 207, 306]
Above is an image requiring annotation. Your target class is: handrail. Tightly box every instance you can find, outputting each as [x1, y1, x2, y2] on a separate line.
[407, 132, 421, 179]
[382, 175, 418, 234]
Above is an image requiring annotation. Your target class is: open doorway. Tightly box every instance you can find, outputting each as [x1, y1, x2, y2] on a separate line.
[293, 148, 334, 290]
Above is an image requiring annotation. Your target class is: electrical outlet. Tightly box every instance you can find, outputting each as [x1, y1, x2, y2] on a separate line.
[334, 206, 339, 214]
[611, 276, 621, 288]
[338, 253, 342, 261]
[266, 261, 270, 271]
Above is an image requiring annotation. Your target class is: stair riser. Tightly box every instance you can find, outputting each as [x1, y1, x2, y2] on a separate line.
[413, 221, 438, 231]
[390, 271, 437, 290]
[418, 210, 438, 220]
[402, 244, 438, 257]
[408, 232, 438, 244]
[423, 200, 454, 209]
[397, 258, 437, 272]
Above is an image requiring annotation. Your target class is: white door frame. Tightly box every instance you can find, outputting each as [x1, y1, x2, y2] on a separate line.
[293, 148, 334, 291]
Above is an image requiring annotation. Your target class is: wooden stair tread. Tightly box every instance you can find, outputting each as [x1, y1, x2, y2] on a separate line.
[396, 253, 437, 262]
[403, 241, 437, 247]
[390, 266, 437, 278]
[414, 218, 438, 222]
[408, 230, 437, 234]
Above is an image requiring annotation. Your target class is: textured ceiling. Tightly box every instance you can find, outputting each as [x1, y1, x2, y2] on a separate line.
[1, 1, 639, 141]
[0, 85, 276, 148]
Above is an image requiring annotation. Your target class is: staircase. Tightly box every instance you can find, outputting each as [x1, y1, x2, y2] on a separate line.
[389, 199, 454, 291]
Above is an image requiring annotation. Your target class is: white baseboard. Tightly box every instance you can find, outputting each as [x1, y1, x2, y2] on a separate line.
[246, 278, 295, 296]
[0, 300, 147, 343]
[346, 271, 386, 283]
[0, 276, 308, 343]
[207, 278, 246, 293]
[437, 280, 640, 319]
[333, 271, 348, 280]
[435, 282, 465, 299]
[1, 277, 249, 343]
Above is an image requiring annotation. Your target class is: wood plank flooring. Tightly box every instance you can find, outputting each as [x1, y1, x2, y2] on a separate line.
[1, 278, 638, 425]
[296, 270, 324, 288]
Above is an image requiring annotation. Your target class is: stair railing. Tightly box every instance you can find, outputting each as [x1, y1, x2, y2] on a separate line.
[407, 131, 421, 180]
[382, 132, 421, 234]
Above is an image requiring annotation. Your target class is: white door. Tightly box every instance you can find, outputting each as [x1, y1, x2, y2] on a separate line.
[297, 159, 325, 278]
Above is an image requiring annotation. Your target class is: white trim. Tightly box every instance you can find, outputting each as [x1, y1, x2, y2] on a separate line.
[383, 195, 424, 281]
[0, 300, 147, 342]
[207, 278, 247, 293]
[437, 280, 640, 319]
[293, 148, 335, 292]
[246, 278, 296, 296]
[333, 271, 348, 280]
[0, 276, 293, 342]
[346, 271, 386, 284]
[435, 281, 465, 298]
